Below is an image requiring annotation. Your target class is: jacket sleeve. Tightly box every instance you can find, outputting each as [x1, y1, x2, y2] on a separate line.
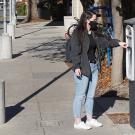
[93, 32, 120, 49]
[70, 30, 81, 70]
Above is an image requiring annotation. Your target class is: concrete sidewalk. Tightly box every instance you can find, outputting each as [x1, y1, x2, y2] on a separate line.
[0, 21, 134, 135]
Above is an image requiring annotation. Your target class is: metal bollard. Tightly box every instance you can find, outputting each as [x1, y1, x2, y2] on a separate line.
[0, 80, 5, 124]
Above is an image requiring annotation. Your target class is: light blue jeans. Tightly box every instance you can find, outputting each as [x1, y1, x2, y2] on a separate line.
[73, 63, 98, 118]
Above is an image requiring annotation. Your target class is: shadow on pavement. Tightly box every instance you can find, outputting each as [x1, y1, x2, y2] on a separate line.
[15, 28, 45, 39]
[13, 38, 66, 62]
[12, 53, 23, 58]
[81, 90, 129, 122]
[93, 90, 129, 119]
[45, 20, 64, 26]
[15, 20, 63, 39]
[5, 67, 71, 122]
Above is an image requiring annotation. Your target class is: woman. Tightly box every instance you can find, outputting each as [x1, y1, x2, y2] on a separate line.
[70, 11, 127, 130]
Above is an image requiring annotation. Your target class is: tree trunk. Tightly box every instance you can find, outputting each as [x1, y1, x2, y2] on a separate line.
[21, 0, 31, 23]
[31, 0, 40, 20]
[111, 0, 123, 86]
[20, 0, 40, 23]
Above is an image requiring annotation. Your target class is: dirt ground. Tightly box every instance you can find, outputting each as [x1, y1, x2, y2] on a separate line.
[95, 59, 128, 98]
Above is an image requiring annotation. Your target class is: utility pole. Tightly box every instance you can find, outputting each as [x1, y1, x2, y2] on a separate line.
[9, 0, 12, 23]
[7, 0, 16, 39]
[3, 0, 7, 33]
[12, 0, 16, 25]
[0, 0, 12, 59]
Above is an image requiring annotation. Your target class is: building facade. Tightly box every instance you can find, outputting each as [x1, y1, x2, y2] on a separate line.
[72, 0, 83, 18]
[16, 0, 27, 2]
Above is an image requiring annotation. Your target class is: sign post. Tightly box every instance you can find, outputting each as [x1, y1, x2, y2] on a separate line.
[3, 0, 7, 34]
[7, 0, 15, 39]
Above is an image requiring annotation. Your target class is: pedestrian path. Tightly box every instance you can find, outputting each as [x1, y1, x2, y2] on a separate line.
[0, 21, 134, 135]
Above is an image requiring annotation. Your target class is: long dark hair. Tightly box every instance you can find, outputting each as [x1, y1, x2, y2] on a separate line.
[76, 11, 94, 43]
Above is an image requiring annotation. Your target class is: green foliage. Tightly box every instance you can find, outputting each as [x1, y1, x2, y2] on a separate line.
[16, 2, 27, 16]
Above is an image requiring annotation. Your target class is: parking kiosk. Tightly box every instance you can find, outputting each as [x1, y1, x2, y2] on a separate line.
[124, 18, 135, 129]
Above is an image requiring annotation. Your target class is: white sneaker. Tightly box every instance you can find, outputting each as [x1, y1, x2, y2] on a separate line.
[74, 121, 92, 130]
[86, 119, 103, 127]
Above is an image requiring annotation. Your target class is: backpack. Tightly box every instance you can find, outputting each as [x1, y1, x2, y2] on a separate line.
[65, 38, 71, 61]
[65, 38, 73, 68]
[65, 30, 83, 68]
[65, 24, 78, 67]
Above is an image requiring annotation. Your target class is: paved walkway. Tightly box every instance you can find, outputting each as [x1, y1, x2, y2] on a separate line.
[0, 21, 134, 135]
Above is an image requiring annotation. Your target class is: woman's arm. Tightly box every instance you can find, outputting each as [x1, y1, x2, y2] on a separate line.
[93, 31, 127, 49]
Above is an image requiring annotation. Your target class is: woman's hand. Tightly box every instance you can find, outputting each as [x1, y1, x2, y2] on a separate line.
[119, 42, 128, 48]
[75, 68, 81, 77]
